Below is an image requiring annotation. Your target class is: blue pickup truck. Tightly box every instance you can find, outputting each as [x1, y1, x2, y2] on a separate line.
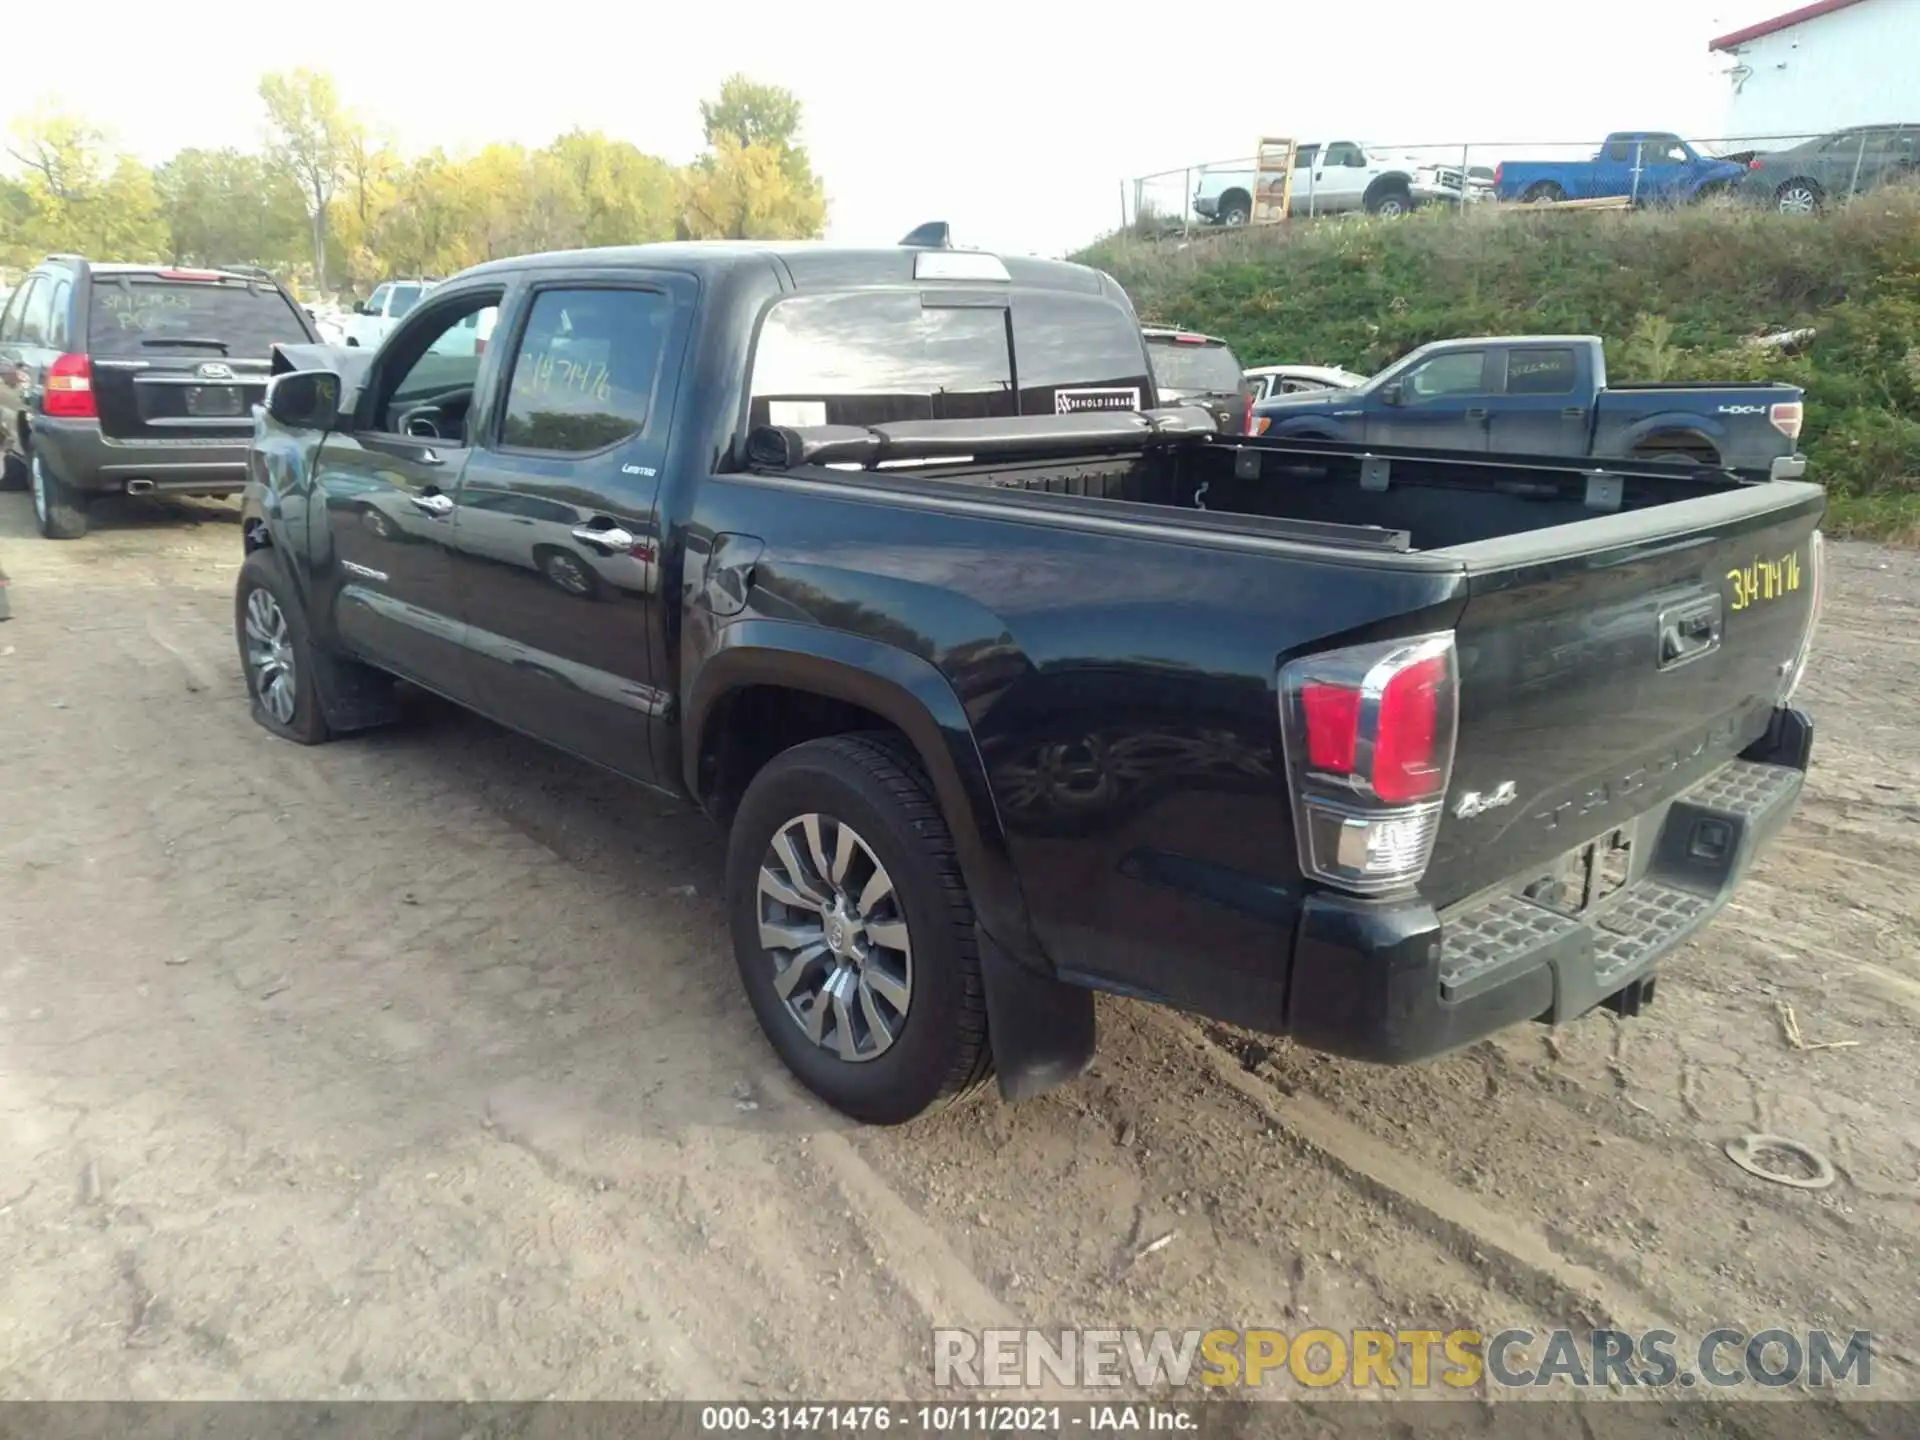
[1494, 132, 1749, 205]
[1250, 335, 1807, 477]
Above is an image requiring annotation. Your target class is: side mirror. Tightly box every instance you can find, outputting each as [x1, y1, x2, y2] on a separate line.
[1380, 381, 1404, 406]
[352, 300, 370, 316]
[266, 370, 341, 431]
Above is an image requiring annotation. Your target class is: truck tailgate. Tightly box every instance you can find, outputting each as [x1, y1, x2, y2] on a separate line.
[1422, 481, 1824, 912]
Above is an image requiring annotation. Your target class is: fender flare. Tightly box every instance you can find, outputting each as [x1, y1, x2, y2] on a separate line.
[1616, 411, 1729, 460]
[684, 620, 1096, 1101]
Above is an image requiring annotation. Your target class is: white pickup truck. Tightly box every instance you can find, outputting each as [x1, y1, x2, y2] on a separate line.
[339, 280, 434, 347]
[1193, 141, 1472, 224]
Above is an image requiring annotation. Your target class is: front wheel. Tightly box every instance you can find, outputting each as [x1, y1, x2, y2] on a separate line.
[1367, 185, 1413, 217]
[30, 453, 88, 539]
[726, 735, 993, 1124]
[235, 549, 332, 744]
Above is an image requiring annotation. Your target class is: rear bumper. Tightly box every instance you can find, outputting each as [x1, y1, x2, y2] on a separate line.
[1282, 708, 1812, 1063]
[31, 416, 249, 496]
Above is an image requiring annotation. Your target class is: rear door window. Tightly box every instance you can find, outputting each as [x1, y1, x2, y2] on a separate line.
[750, 291, 1016, 428]
[388, 283, 425, 318]
[19, 279, 53, 346]
[87, 277, 312, 359]
[1504, 348, 1577, 395]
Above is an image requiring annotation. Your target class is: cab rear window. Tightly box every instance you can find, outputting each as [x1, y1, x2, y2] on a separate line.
[748, 289, 1155, 428]
[87, 277, 312, 358]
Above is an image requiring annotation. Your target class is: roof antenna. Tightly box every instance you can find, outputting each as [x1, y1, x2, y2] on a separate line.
[898, 221, 952, 249]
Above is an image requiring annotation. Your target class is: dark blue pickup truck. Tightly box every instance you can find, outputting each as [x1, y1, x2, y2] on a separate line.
[1252, 335, 1807, 478]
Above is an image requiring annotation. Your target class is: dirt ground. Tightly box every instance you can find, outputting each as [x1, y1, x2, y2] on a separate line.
[0, 491, 1915, 1409]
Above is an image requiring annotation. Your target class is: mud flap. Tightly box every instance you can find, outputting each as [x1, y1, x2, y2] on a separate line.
[978, 928, 1096, 1102]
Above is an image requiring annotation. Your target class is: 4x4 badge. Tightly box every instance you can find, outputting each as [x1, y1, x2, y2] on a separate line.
[1455, 781, 1517, 820]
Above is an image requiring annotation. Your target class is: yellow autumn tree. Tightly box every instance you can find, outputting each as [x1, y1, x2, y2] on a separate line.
[679, 77, 826, 241]
[680, 133, 826, 241]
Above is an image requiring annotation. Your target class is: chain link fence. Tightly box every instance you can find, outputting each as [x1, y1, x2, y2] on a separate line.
[1121, 128, 1918, 234]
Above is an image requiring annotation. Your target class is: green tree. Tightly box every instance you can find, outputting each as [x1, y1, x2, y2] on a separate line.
[680, 133, 827, 241]
[258, 68, 358, 290]
[153, 148, 305, 268]
[698, 74, 819, 189]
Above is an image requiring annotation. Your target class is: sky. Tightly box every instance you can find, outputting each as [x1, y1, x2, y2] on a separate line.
[20, 0, 1804, 259]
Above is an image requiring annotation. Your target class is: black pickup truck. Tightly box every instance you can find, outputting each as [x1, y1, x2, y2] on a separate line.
[237, 238, 1824, 1125]
[1252, 334, 1808, 478]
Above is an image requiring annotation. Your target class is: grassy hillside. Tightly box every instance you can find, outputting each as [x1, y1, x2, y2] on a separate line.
[1074, 193, 1920, 538]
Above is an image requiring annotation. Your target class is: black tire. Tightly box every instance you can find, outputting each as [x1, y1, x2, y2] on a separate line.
[29, 452, 88, 539]
[1218, 192, 1251, 227]
[234, 548, 335, 745]
[1366, 183, 1413, 217]
[0, 448, 24, 493]
[1523, 181, 1566, 204]
[726, 734, 993, 1125]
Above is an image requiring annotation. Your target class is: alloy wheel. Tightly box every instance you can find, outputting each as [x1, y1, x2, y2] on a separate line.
[1779, 184, 1819, 215]
[756, 812, 913, 1062]
[242, 587, 298, 725]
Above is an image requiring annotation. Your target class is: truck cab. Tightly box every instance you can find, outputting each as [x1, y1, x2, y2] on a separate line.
[340, 280, 436, 348]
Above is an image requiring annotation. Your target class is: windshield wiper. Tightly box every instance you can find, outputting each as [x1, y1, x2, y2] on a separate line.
[141, 337, 229, 352]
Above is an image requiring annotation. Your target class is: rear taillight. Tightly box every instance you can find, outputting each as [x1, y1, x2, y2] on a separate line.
[475, 338, 488, 357]
[1748, 159, 1765, 170]
[1769, 401, 1803, 441]
[1493, 163, 1504, 186]
[44, 353, 96, 419]
[1279, 632, 1459, 895]
[1781, 530, 1824, 703]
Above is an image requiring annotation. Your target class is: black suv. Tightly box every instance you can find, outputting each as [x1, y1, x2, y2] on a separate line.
[1140, 326, 1253, 435]
[0, 257, 320, 538]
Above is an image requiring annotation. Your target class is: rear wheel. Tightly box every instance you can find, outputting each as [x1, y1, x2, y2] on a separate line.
[1217, 192, 1251, 227]
[29, 453, 88, 539]
[1523, 181, 1566, 204]
[1776, 180, 1823, 215]
[726, 734, 993, 1125]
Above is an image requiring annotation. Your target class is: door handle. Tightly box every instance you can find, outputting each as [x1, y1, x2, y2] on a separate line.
[1466, 408, 1489, 420]
[1657, 596, 1724, 670]
[1562, 406, 1586, 418]
[408, 492, 454, 517]
[572, 524, 636, 551]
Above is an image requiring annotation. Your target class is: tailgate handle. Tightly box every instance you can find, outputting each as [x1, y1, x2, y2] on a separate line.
[1658, 595, 1724, 670]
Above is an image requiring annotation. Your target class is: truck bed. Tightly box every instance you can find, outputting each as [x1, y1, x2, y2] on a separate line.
[747, 414, 1824, 928]
[761, 422, 1795, 555]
